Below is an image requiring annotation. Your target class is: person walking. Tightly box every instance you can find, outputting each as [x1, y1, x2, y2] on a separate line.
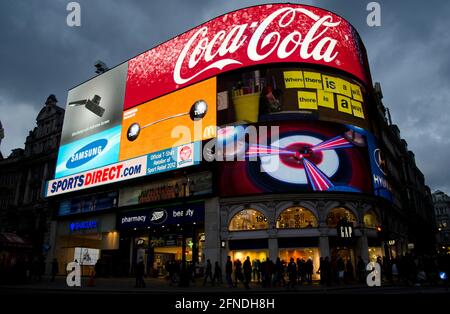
[243, 256, 252, 288]
[225, 256, 233, 288]
[306, 258, 313, 285]
[203, 259, 213, 286]
[287, 258, 297, 289]
[356, 256, 365, 284]
[337, 257, 345, 284]
[212, 261, 222, 286]
[345, 259, 354, 283]
[51, 258, 59, 282]
[135, 257, 146, 288]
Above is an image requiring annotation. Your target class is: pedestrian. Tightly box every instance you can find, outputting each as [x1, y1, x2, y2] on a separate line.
[213, 261, 222, 285]
[337, 257, 345, 284]
[306, 258, 313, 284]
[324, 257, 332, 286]
[287, 258, 297, 289]
[233, 259, 241, 287]
[356, 256, 365, 283]
[345, 259, 354, 283]
[318, 257, 324, 285]
[391, 258, 399, 284]
[243, 256, 252, 288]
[135, 257, 146, 288]
[274, 257, 284, 287]
[203, 259, 213, 286]
[51, 258, 59, 282]
[252, 259, 258, 282]
[225, 256, 233, 288]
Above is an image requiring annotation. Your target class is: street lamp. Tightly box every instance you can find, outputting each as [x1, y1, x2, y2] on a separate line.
[175, 173, 189, 287]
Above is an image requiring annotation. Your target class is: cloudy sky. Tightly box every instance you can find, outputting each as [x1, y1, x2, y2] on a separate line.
[1, 0, 449, 194]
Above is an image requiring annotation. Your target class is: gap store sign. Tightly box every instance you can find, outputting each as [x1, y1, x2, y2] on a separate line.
[118, 202, 204, 229]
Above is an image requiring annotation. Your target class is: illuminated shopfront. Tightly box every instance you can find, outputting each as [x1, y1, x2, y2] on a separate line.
[54, 213, 119, 276]
[117, 202, 205, 276]
[277, 207, 318, 229]
[228, 209, 268, 231]
[46, 3, 411, 282]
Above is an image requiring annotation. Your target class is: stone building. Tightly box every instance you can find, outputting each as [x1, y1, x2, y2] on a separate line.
[0, 95, 64, 260]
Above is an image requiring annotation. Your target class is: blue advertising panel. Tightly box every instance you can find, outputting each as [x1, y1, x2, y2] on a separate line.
[347, 125, 393, 202]
[58, 191, 118, 216]
[146, 141, 201, 175]
[118, 202, 204, 229]
[55, 125, 121, 178]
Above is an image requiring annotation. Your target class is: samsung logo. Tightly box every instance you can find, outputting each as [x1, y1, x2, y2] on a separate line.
[66, 139, 107, 169]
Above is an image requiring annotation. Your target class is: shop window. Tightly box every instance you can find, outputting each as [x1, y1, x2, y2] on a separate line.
[326, 207, 356, 228]
[228, 209, 268, 231]
[276, 207, 318, 229]
[363, 210, 380, 229]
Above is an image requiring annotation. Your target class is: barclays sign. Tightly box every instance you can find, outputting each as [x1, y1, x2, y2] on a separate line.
[70, 220, 98, 232]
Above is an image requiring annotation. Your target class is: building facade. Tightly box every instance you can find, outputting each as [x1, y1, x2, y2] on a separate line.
[432, 190, 450, 254]
[0, 95, 64, 271]
[35, 4, 438, 278]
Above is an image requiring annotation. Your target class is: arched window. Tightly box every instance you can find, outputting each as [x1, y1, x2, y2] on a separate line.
[326, 207, 356, 228]
[276, 207, 318, 228]
[228, 209, 268, 231]
[364, 210, 380, 229]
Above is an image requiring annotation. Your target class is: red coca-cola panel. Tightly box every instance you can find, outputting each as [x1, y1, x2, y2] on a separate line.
[124, 3, 369, 110]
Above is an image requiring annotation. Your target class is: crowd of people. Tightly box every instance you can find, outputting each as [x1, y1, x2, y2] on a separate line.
[196, 253, 450, 289]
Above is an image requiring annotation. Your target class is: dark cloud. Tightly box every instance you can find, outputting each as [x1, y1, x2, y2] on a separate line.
[0, 0, 448, 194]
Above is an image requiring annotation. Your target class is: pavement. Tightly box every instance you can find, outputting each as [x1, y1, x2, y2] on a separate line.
[1, 276, 449, 294]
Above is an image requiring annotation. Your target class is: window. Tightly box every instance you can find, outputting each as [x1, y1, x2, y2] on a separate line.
[363, 210, 380, 229]
[276, 207, 318, 228]
[228, 209, 268, 231]
[326, 207, 356, 228]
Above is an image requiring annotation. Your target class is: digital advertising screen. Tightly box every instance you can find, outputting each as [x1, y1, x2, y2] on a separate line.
[58, 191, 118, 216]
[217, 121, 373, 197]
[55, 63, 128, 178]
[74, 247, 100, 266]
[47, 3, 372, 197]
[119, 77, 217, 161]
[216, 67, 368, 129]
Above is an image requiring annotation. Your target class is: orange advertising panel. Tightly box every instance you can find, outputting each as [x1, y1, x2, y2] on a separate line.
[119, 77, 216, 161]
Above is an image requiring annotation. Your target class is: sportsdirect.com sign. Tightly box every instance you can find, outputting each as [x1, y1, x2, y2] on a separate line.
[46, 142, 200, 197]
[47, 156, 146, 197]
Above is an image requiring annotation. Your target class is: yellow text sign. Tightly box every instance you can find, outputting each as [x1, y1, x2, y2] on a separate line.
[298, 91, 318, 110]
[351, 84, 363, 101]
[283, 71, 304, 88]
[337, 95, 352, 114]
[303, 72, 323, 89]
[351, 100, 365, 118]
[317, 90, 335, 109]
[322, 75, 339, 93]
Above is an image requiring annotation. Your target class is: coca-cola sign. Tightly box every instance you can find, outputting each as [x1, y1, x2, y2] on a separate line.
[124, 4, 368, 110]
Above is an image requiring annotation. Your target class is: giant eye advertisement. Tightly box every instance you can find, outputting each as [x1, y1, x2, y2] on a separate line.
[217, 121, 373, 196]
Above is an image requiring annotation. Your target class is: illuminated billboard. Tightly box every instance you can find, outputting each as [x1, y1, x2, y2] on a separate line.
[119, 78, 216, 161]
[125, 3, 369, 109]
[216, 67, 368, 129]
[217, 121, 373, 196]
[48, 3, 371, 197]
[56, 63, 128, 178]
[74, 247, 100, 266]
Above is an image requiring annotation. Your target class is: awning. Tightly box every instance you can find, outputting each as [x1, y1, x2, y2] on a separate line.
[0, 232, 33, 249]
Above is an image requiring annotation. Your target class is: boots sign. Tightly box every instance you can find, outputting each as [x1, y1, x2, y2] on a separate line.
[125, 3, 369, 110]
